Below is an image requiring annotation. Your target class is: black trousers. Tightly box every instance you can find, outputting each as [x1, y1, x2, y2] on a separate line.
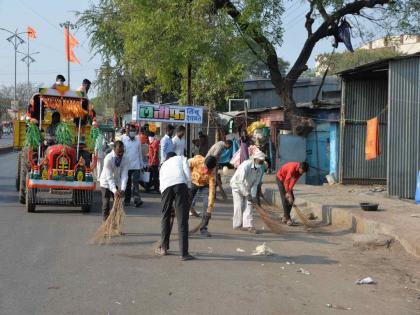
[125, 169, 141, 203]
[147, 165, 159, 192]
[101, 187, 114, 220]
[276, 177, 294, 219]
[160, 183, 190, 257]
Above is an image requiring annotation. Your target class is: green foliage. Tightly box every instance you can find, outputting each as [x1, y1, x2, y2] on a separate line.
[88, 126, 102, 151]
[55, 123, 74, 146]
[316, 48, 403, 74]
[24, 123, 41, 149]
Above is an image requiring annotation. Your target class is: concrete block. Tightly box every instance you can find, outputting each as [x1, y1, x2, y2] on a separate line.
[352, 234, 394, 250]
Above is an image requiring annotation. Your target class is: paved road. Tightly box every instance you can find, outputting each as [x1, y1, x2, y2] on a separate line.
[1, 151, 420, 315]
[0, 133, 13, 147]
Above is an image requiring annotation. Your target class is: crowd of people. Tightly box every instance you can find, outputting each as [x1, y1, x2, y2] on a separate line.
[98, 122, 309, 261]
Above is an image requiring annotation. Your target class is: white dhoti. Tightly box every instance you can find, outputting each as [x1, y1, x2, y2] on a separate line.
[232, 190, 254, 228]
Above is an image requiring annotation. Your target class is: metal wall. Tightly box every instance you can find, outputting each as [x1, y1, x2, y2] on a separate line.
[340, 79, 388, 184]
[388, 57, 420, 198]
[243, 76, 341, 109]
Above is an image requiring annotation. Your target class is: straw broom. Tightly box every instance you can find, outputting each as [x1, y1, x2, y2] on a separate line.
[90, 194, 125, 245]
[292, 204, 313, 229]
[259, 194, 313, 229]
[252, 202, 284, 234]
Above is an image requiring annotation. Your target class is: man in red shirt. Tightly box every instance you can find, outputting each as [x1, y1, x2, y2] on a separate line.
[276, 161, 309, 225]
[147, 132, 160, 193]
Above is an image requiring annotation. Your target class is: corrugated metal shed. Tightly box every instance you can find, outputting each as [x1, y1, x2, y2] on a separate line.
[339, 53, 420, 199]
[388, 57, 420, 198]
[340, 79, 388, 185]
[243, 76, 341, 109]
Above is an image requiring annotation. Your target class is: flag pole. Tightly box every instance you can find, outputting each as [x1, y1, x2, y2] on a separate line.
[27, 31, 30, 87]
[66, 26, 70, 88]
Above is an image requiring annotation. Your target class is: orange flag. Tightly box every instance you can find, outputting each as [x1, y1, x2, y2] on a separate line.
[64, 27, 80, 64]
[27, 26, 36, 39]
[365, 117, 380, 160]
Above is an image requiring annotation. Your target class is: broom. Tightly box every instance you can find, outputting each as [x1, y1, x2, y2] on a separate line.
[90, 194, 125, 245]
[252, 202, 283, 234]
[292, 204, 313, 228]
[259, 193, 313, 229]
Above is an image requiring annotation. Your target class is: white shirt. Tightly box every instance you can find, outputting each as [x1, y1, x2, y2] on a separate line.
[121, 134, 144, 170]
[159, 156, 192, 193]
[160, 134, 175, 162]
[99, 150, 129, 193]
[172, 135, 186, 156]
[230, 159, 262, 198]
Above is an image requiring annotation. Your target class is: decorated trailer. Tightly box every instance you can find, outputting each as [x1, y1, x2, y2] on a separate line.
[17, 86, 102, 213]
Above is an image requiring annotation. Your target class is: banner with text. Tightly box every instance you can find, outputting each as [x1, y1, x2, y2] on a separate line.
[134, 101, 204, 124]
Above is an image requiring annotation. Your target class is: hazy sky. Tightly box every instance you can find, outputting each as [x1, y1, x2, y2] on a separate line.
[0, 0, 361, 93]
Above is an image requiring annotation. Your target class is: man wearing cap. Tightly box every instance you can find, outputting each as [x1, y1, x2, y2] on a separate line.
[229, 151, 266, 234]
[276, 161, 309, 226]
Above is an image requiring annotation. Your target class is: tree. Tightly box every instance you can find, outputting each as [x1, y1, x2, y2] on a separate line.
[316, 48, 403, 75]
[78, 0, 247, 113]
[0, 83, 38, 120]
[210, 0, 418, 134]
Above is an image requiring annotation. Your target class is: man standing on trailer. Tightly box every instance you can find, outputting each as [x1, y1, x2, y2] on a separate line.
[99, 141, 128, 220]
[121, 124, 144, 207]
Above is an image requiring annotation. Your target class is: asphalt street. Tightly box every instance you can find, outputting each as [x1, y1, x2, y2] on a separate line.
[0, 151, 420, 315]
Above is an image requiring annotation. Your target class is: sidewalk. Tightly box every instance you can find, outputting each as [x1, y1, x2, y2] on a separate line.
[260, 175, 420, 257]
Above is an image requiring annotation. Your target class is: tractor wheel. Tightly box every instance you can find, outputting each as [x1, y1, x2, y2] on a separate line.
[19, 153, 29, 205]
[81, 204, 91, 213]
[15, 153, 21, 192]
[26, 185, 36, 213]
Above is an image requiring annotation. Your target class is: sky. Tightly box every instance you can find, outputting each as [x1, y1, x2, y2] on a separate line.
[0, 0, 366, 95]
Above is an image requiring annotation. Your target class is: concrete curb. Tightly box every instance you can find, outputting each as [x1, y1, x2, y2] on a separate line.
[0, 146, 13, 154]
[261, 186, 420, 258]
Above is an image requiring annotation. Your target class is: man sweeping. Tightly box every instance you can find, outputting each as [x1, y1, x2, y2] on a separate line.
[276, 161, 309, 226]
[230, 152, 266, 234]
[188, 155, 218, 237]
[156, 152, 195, 261]
[99, 141, 129, 221]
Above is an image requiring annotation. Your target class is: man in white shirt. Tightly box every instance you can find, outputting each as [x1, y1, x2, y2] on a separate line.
[156, 152, 195, 261]
[160, 124, 175, 163]
[172, 125, 186, 156]
[99, 141, 129, 220]
[230, 151, 266, 234]
[121, 124, 144, 207]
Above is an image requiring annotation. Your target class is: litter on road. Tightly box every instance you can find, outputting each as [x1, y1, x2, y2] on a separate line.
[356, 277, 377, 285]
[251, 243, 274, 256]
[297, 268, 311, 275]
[236, 248, 246, 253]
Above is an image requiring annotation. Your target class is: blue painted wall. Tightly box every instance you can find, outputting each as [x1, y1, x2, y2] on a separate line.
[306, 123, 331, 185]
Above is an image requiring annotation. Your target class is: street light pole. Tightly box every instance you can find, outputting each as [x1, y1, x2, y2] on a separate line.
[0, 28, 26, 103]
[18, 51, 39, 87]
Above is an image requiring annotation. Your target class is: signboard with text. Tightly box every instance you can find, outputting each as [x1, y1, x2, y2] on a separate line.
[132, 99, 203, 124]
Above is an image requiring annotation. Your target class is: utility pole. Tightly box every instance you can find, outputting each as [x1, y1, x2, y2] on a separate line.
[0, 28, 26, 104]
[18, 51, 39, 87]
[59, 21, 76, 88]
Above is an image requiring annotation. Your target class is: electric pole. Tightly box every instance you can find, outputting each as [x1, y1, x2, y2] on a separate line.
[0, 28, 26, 104]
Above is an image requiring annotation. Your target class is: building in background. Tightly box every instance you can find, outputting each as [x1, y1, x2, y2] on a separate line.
[360, 35, 420, 54]
[339, 52, 420, 199]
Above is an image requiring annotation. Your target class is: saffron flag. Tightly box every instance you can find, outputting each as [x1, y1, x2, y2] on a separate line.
[27, 26, 36, 39]
[365, 117, 380, 160]
[64, 27, 80, 64]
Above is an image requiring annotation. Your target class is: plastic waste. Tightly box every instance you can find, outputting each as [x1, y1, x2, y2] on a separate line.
[356, 277, 377, 285]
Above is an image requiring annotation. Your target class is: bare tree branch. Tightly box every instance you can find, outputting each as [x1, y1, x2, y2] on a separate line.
[305, 1, 315, 36]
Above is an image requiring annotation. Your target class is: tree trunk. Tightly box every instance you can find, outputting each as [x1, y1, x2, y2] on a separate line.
[276, 80, 314, 136]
